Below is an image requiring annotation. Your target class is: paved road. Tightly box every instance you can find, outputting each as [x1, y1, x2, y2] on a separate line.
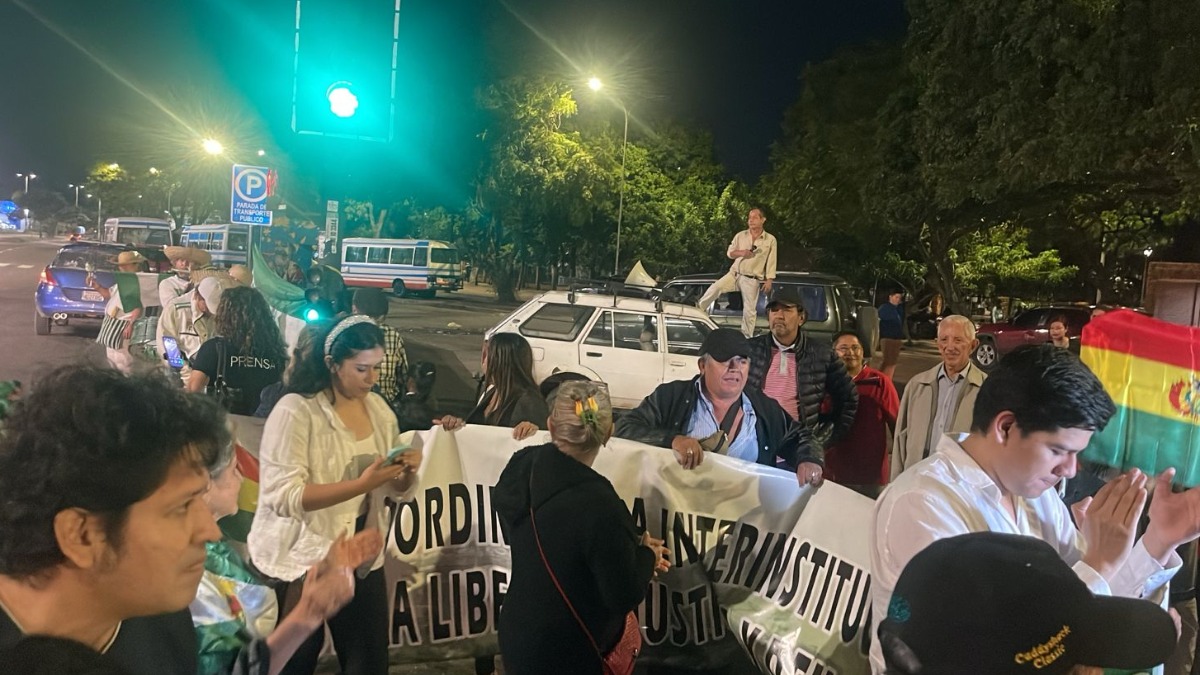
[0, 233, 941, 407]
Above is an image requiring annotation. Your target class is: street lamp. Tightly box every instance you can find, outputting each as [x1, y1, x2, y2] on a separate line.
[16, 172, 37, 194]
[67, 184, 82, 207]
[22, 208, 29, 233]
[202, 138, 225, 155]
[587, 76, 629, 276]
[87, 193, 103, 229]
[1141, 247, 1154, 305]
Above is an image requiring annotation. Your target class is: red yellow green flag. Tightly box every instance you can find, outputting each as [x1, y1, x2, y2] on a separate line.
[218, 444, 260, 544]
[1081, 310, 1200, 486]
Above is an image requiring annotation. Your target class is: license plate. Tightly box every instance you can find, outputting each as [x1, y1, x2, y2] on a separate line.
[81, 290, 103, 302]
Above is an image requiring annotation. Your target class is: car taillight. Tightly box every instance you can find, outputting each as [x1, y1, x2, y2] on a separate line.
[39, 267, 57, 287]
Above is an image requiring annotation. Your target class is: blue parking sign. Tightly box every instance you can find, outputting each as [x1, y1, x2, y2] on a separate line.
[231, 165, 272, 226]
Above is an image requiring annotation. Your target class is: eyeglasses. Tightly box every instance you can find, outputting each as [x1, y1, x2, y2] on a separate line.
[835, 345, 864, 354]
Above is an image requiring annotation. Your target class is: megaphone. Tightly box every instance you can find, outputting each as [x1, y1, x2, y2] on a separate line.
[624, 261, 656, 289]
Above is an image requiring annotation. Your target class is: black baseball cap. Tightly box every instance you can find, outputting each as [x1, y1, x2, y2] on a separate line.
[699, 328, 752, 362]
[879, 532, 1176, 674]
[766, 286, 805, 311]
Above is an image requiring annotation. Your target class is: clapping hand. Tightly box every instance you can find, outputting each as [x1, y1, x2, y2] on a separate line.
[1143, 468, 1200, 562]
[1074, 469, 1148, 580]
[319, 530, 384, 577]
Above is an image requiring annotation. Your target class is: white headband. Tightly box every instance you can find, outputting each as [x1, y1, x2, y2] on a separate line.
[324, 315, 377, 356]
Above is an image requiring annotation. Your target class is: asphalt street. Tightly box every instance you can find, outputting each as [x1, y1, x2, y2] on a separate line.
[2, 232, 943, 410]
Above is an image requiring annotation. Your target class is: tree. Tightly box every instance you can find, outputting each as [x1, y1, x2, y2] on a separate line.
[873, 0, 1200, 307]
[474, 76, 605, 301]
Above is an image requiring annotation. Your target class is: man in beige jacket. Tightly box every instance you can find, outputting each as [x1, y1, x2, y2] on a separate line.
[696, 207, 778, 337]
[890, 315, 987, 480]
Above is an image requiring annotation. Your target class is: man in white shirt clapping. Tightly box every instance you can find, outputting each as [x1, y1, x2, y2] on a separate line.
[869, 343, 1200, 673]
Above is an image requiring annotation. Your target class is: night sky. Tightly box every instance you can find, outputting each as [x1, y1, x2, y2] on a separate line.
[0, 0, 905, 206]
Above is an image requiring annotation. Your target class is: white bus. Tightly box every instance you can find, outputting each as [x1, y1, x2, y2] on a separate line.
[340, 238, 463, 297]
[102, 217, 174, 247]
[180, 223, 249, 268]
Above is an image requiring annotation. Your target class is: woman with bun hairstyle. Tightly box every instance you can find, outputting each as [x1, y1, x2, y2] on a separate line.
[493, 381, 669, 674]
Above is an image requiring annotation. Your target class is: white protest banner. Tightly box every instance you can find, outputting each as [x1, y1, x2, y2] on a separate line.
[231, 418, 875, 673]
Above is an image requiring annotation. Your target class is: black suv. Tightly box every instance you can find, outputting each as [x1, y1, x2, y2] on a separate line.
[657, 271, 879, 354]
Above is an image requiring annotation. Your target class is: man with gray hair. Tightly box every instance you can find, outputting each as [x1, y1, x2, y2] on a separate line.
[615, 328, 823, 488]
[890, 315, 987, 479]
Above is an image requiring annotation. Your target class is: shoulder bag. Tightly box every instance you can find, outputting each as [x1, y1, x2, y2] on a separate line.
[528, 465, 641, 675]
[207, 339, 242, 411]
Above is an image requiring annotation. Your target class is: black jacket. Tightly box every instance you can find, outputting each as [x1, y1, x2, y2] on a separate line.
[613, 376, 820, 467]
[494, 443, 655, 675]
[467, 385, 548, 428]
[746, 331, 857, 450]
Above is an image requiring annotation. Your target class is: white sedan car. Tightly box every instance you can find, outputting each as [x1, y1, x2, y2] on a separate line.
[485, 291, 718, 409]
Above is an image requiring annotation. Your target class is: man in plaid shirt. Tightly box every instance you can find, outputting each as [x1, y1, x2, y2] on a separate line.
[352, 288, 408, 403]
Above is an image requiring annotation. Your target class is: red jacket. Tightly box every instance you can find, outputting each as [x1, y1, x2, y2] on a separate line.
[822, 366, 899, 485]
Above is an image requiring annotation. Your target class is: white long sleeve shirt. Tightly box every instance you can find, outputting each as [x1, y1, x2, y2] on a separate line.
[869, 433, 1180, 673]
[249, 391, 417, 581]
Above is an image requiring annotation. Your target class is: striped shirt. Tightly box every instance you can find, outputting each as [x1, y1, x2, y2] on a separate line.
[760, 340, 800, 421]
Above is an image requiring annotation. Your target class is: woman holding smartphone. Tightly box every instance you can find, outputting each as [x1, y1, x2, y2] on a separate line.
[249, 314, 422, 675]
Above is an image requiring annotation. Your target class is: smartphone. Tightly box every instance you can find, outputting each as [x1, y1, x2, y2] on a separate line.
[161, 336, 185, 370]
[386, 444, 417, 465]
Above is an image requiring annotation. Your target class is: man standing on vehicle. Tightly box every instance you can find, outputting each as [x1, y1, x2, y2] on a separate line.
[745, 287, 858, 471]
[877, 289, 905, 380]
[696, 207, 778, 338]
[615, 328, 825, 488]
[890, 315, 986, 479]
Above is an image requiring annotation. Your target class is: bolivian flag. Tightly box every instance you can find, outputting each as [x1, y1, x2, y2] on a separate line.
[219, 443, 261, 544]
[1081, 310, 1200, 487]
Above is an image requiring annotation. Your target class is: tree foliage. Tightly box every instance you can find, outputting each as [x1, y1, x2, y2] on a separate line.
[764, 0, 1200, 308]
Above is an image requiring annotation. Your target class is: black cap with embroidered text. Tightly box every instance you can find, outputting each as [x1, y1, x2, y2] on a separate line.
[878, 532, 1176, 675]
[699, 328, 751, 362]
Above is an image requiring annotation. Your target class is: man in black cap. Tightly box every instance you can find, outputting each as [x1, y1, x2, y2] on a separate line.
[614, 328, 822, 487]
[879, 532, 1179, 675]
[745, 286, 857, 485]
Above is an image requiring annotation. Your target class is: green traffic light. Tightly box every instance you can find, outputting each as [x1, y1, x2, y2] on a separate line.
[327, 83, 359, 118]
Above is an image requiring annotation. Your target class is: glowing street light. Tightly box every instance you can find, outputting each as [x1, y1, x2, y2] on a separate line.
[587, 75, 630, 276]
[202, 138, 225, 155]
[87, 193, 103, 228]
[67, 183, 83, 207]
[1141, 247, 1155, 304]
[16, 172, 37, 193]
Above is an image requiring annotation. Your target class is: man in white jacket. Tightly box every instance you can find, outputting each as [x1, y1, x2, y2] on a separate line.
[870, 344, 1200, 673]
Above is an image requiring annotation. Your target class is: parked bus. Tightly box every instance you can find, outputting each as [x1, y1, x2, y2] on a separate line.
[180, 223, 249, 268]
[102, 217, 174, 247]
[339, 238, 462, 297]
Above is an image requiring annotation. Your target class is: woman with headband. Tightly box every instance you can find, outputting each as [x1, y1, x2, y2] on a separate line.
[249, 314, 422, 675]
[492, 381, 670, 675]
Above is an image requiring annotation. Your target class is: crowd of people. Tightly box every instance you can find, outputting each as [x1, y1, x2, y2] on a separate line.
[1, 237, 1198, 675]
